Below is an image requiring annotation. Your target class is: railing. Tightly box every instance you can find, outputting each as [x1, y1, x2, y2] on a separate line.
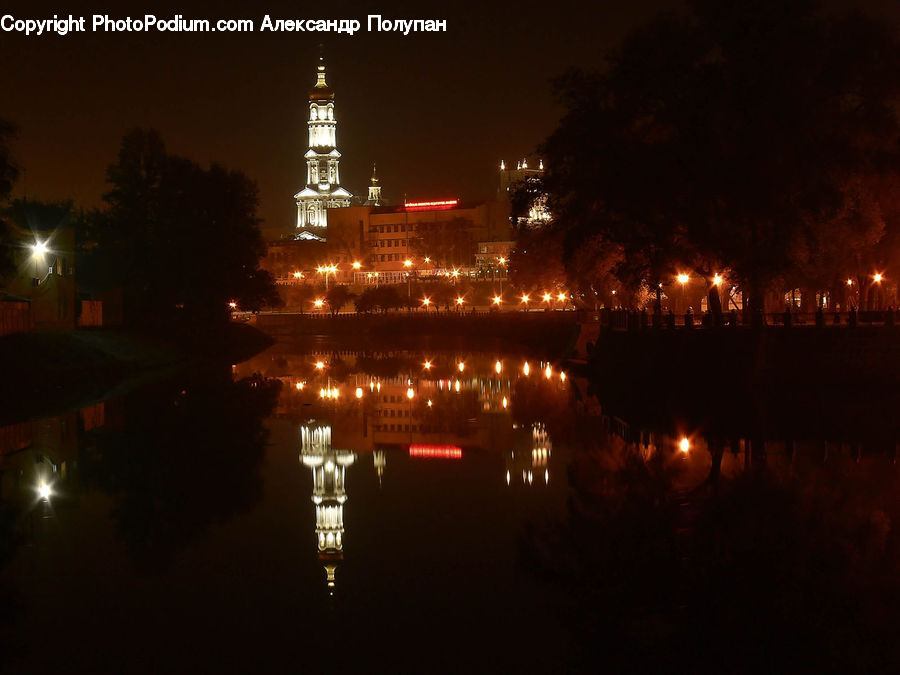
[592, 308, 898, 330]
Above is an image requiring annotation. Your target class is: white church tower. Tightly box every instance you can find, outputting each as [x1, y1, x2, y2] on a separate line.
[294, 53, 352, 231]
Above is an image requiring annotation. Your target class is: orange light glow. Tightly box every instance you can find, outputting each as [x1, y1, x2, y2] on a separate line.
[422, 297, 431, 306]
[492, 296, 502, 305]
[495, 360, 502, 373]
[314, 299, 324, 308]
[407, 387, 415, 399]
[677, 273, 690, 285]
[713, 274, 722, 286]
[542, 292, 552, 302]
[679, 437, 690, 453]
[523, 361, 530, 376]
[404, 259, 412, 267]
[545, 364, 552, 379]
[424, 360, 432, 370]
[293, 271, 303, 278]
[557, 292, 567, 301]
[874, 272, 884, 283]
[352, 261, 361, 270]
[315, 361, 325, 370]
[355, 387, 363, 399]
[521, 294, 530, 304]
[458, 361, 465, 372]
[456, 296, 464, 305]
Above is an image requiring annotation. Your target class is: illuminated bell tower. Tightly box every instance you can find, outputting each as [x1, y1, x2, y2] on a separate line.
[364, 163, 383, 206]
[300, 422, 357, 591]
[294, 53, 352, 231]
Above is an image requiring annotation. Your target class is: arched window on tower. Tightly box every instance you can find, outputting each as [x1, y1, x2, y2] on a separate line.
[311, 107, 318, 121]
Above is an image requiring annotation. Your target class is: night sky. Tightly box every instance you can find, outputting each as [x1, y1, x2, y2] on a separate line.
[1, 0, 896, 237]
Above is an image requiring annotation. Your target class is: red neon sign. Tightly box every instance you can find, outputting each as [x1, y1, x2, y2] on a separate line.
[404, 200, 458, 212]
[409, 445, 463, 459]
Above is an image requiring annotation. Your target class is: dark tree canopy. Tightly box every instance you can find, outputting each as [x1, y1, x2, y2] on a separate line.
[0, 118, 19, 282]
[88, 129, 278, 325]
[543, 0, 900, 311]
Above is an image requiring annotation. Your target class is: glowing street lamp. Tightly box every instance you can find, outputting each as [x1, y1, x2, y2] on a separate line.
[874, 272, 884, 283]
[557, 292, 567, 302]
[713, 273, 722, 286]
[315, 360, 326, 370]
[424, 256, 431, 264]
[422, 297, 431, 310]
[677, 273, 690, 285]
[355, 387, 363, 399]
[423, 360, 432, 370]
[679, 437, 690, 453]
[228, 301, 237, 309]
[455, 296, 465, 308]
[38, 482, 51, 500]
[847, 278, 854, 286]
[458, 361, 465, 373]
[314, 298, 324, 309]
[404, 259, 413, 268]
[31, 241, 49, 258]
[406, 387, 415, 399]
[492, 295, 502, 307]
[495, 360, 502, 374]
[521, 294, 530, 311]
[523, 361, 531, 376]
[293, 271, 303, 279]
[542, 292, 552, 303]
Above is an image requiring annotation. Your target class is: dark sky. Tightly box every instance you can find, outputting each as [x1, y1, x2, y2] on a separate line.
[2, 0, 897, 237]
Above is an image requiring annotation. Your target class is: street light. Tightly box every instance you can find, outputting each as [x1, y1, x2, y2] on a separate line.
[521, 294, 530, 311]
[492, 295, 502, 307]
[404, 259, 412, 268]
[677, 273, 689, 312]
[874, 272, 884, 283]
[713, 273, 722, 286]
[314, 298, 324, 309]
[456, 296, 464, 309]
[31, 241, 48, 258]
[352, 261, 361, 269]
[422, 297, 431, 310]
[542, 292, 552, 303]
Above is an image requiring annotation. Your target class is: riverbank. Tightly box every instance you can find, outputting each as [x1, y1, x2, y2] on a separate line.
[583, 325, 900, 442]
[255, 312, 582, 355]
[0, 324, 273, 425]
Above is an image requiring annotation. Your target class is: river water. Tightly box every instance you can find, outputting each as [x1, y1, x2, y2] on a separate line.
[1, 339, 899, 673]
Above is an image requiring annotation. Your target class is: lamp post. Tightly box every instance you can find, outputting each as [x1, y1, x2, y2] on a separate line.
[404, 259, 413, 302]
[497, 257, 506, 295]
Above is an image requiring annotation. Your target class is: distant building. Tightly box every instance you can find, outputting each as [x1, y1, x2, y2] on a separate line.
[498, 157, 551, 227]
[327, 199, 511, 284]
[293, 54, 352, 233]
[363, 164, 384, 206]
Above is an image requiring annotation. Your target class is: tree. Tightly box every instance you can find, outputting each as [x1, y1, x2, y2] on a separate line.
[543, 0, 900, 313]
[0, 118, 19, 283]
[90, 129, 278, 327]
[325, 285, 352, 316]
[410, 217, 475, 268]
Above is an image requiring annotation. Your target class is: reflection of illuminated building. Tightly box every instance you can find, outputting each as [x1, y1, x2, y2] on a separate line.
[373, 450, 385, 486]
[299, 422, 356, 591]
[505, 422, 551, 487]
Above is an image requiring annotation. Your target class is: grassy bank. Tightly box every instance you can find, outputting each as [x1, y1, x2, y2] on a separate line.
[0, 323, 273, 425]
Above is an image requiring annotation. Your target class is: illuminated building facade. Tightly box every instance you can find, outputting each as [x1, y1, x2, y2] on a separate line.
[364, 164, 384, 206]
[293, 55, 352, 232]
[498, 157, 551, 227]
[326, 199, 511, 284]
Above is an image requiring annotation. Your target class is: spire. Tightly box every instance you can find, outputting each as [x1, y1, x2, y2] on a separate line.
[316, 46, 328, 88]
[370, 162, 379, 184]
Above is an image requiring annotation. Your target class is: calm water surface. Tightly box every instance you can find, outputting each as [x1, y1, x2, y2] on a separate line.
[2, 339, 900, 673]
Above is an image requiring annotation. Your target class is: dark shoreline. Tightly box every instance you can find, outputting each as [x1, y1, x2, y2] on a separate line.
[0, 323, 273, 425]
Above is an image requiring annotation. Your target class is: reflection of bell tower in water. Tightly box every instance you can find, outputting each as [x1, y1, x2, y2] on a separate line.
[300, 423, 357, 591]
